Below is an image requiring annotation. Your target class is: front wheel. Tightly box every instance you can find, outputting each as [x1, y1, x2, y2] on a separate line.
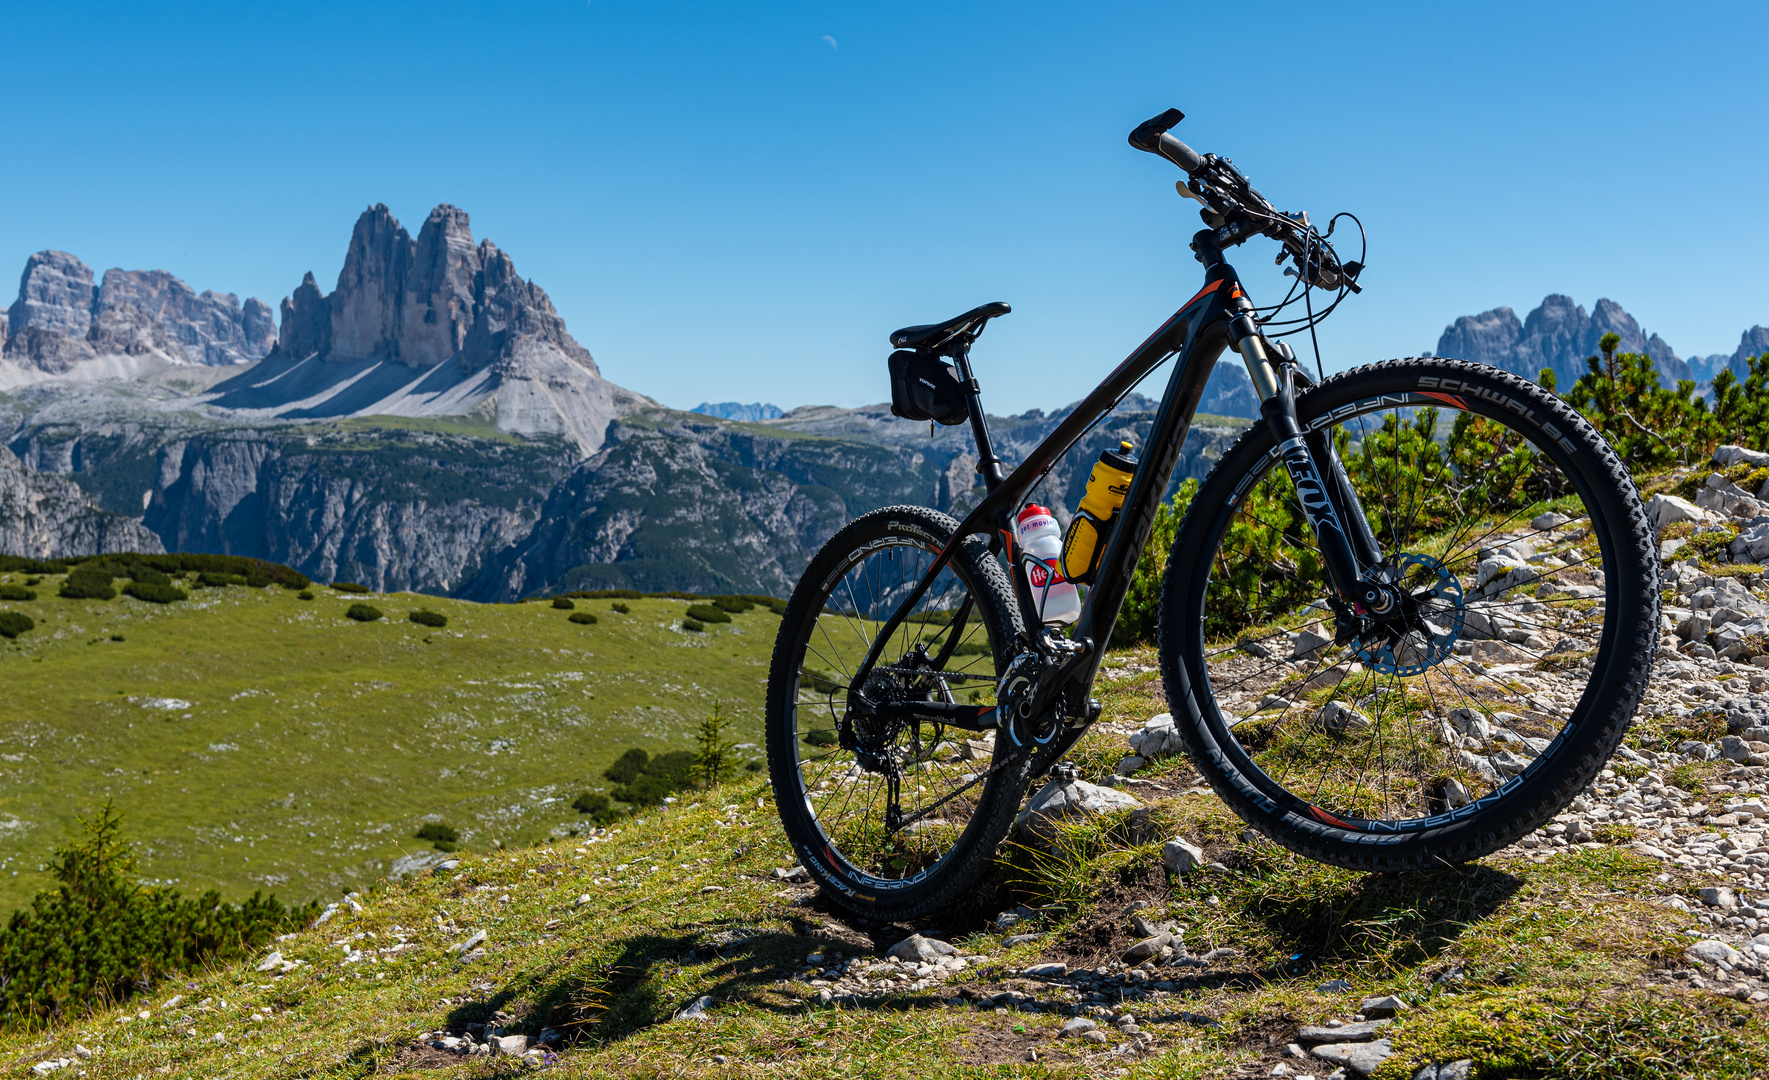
[765, 505, 1030, 920]
[1160, 358, 1657, 871]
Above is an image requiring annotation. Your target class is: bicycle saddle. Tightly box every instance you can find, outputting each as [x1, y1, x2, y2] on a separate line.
[890, 301, 1011, 351]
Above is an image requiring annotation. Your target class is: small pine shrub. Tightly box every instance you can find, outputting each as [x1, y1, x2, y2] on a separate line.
[711, 596, 753, 614]
[345, 603, 384, 622]
[244, 572, 272, 588]
[130, 567, 172, 586]
[693, 703, 735, 788]
[571, 792, 623, 825]
[122, 582, 188, 604]
[682, 618, 705, 632]
[552, 597, 576, 610]
[414, 823, 458, 852]
[59, 571, 116, 601]
[745, 759, 765, 773]
[331, 582, 371, 594]
[196, 572, 246, 588]
[0, 612, 34, 639]
[685, 604, 731, 624]
[409, 609, 447, 627]
[766, 598, 789, 616]
[22, 577, 42, 587]
[297, 590, 315, 600]
[0, 585, 36, 602]
[803, 728, 838, 747]
[0, 803, 316, 1025]
[568, 612, 598, 625]
[611, 602, 630, 614]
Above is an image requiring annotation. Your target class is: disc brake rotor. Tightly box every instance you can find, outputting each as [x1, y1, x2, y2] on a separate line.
[1349, 553, 1464, 676]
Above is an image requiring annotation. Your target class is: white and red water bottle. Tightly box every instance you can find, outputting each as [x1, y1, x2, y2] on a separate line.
[1014, 504, 1081, 625]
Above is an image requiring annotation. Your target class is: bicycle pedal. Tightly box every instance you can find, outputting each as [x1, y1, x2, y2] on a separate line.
[1050, 761, 1080, 783]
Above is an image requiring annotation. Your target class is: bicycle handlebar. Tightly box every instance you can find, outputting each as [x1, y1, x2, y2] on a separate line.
[1129, 107, 1361, 293]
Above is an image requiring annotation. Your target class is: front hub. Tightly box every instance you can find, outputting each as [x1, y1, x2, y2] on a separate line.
[1346, 553, 1465, 676]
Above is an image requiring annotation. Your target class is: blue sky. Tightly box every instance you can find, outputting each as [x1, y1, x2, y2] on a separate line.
[2, 1, 1764, 413]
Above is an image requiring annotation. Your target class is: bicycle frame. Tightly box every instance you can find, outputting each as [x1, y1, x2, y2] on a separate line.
[850, 247, 1384, 763]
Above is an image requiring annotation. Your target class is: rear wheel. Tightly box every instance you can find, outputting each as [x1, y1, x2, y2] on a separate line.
[1160, 358, 1657, 870]
[765, 505, 1029, 919]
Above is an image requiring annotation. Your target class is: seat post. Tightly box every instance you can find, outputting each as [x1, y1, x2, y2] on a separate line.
[951, 345, 1005, 493]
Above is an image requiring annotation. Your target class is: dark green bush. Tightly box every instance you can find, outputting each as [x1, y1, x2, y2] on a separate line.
[571, 792, 623, 825]
[604, 749, 650, 785]
[0, 612, 34, 639]
[682, 618, 705, 632]
[130, 568, 171, 586]
[610, 750, 697, 807]
[803, 728, 838, 747]
[611, 602, 630, 614]
[345, 603, 383, 622]
[59, 570, 115, 601]
[711, 596, 752, 614]
[244, 572, 272, 589]
[297, 590, 315, 600]
[0, 803, 316, 1025]
[22, 577, 41, 588]
[744, 759, 765, 773]
[0, 557, 67, 576]
[551, 597, 575, 610]
[685, 604, 730, 624]
[195, 572, 246, 588]
[766, 599, 789, 616]
[331, 582, 371, 594]
[409, 609, 447, 627]
[122, 582, 188, 604]
[0, 585, 36, 602]
[568, 612, 598, 625]
[414, 823, 458, 851]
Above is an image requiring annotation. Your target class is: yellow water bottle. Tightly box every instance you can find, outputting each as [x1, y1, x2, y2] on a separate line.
[1060, 440, 1138, 584]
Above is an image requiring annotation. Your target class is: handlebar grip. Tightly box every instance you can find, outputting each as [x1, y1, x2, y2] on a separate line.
[1156, 132, 1204, 175]
[1128, 108, 1184, 152]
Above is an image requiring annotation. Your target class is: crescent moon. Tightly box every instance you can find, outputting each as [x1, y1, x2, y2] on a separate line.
[821, 35, 837, 50]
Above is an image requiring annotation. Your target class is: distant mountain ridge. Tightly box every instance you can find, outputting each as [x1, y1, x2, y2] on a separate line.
[1435, 293, 1766, 387]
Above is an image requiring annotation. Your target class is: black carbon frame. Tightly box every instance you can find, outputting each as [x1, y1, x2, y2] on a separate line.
[847, 260, 1248, 719]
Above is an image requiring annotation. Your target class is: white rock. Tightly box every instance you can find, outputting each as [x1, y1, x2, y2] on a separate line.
[1530, 511, 1572, 531]
[1162, 837, 1206, 875]
[1014, 779, 1142, 843]
[454, 930, 487, 956]
[1646, 493, 1707, 535]
[1715, 444, 1769, 469]
[1686, 939, 1742, 966]
[1315, 700, 1370, 731]
[491, 1034, 530, 1056]
[885, 934, 958, 963]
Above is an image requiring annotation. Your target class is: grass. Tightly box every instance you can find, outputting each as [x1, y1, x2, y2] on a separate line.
[0, 641, 1759, 1076]
[0, 574, 777, 914]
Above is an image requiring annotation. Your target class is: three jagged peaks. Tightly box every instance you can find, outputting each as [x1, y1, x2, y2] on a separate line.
[0, 203, 648, 455]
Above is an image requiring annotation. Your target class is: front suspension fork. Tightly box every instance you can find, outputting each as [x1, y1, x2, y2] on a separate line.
[1233, 326, 1387, 608]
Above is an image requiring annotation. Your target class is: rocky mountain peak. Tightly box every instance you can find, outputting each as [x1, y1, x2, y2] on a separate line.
[9, 250, 95, 338]
[273, 202, 597, 377]
[1437, 294, 1692, 386]
[3, 249, 275, 376]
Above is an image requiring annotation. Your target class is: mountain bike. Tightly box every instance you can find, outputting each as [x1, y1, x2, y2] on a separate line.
[765, 108, 1658, 920]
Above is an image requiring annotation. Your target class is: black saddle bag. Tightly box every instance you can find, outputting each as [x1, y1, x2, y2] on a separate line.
[887, 349, 970, 426]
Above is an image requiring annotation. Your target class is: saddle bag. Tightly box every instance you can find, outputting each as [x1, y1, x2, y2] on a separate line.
[887, 349, 970, 426]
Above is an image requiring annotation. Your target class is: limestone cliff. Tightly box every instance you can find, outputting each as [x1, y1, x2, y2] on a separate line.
[0, 444, 163, 558]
